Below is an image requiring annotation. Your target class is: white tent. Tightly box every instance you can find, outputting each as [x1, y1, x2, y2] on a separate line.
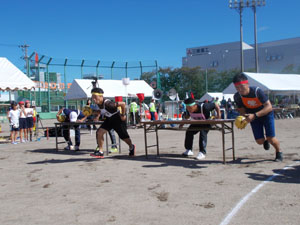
[0, 57, 35, 91]
[223, 72, 300, 95]
[65, 79, 154, 100]
[199, 92, 234, 102]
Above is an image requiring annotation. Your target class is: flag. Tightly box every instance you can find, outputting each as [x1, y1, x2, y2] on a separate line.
[191, 92, 194, 99]
[35, 52, 39, 67]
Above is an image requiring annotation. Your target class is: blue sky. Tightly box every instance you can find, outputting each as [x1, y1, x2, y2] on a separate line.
[1, 0, 300, 79]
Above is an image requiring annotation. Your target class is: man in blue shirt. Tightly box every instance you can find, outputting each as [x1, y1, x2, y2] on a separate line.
[56, 108, 87, 151]
[233, 73, 283, 162]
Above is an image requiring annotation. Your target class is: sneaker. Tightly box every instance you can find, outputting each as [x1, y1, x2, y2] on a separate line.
[90, 151, 104, 158]
[263, 140, 270, 150]
[275, 152, 283, 162]
[64, 145, 74, 150]
[195, 152, 206, 160]
[129, 144, 135, 156]
[182, 149, 194, 156]
[74, 146, 80, 151]
[109, 147, 118, 153]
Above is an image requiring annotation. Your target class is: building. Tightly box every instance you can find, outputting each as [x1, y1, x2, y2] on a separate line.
[182, 37, 300, 73]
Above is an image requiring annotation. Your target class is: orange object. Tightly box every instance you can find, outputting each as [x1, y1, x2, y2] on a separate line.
[46, 127, 49, 140]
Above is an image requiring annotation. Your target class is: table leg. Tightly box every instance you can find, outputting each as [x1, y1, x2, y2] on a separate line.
[55, 124, 58, 151]
[231, 121, 235, 160]
[222, 123, 226, 164]
[144, 124, 148, 158]
[155, 124, 159, 156]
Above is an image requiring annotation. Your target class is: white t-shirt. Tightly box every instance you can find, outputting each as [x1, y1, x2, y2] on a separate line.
[19, 108, 26, 118]
[25, 108, 34, 117]
[8, 109, 20, 126]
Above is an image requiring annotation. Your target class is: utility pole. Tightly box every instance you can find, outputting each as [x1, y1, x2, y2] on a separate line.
[19, 43, 30, 77]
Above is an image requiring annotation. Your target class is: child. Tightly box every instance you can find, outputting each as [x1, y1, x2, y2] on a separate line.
[25, 100, 34, 141]
[8, 102, 20, 144]
[18, 101, 27, 143]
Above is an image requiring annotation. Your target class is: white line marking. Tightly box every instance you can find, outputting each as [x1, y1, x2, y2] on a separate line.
[219, 161, 300, 225]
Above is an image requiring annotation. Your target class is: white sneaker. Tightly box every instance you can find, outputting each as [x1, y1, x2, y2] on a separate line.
[64, 145, 74, 150]
[182, 149, 194, 156]
[195, 152, 206, 160]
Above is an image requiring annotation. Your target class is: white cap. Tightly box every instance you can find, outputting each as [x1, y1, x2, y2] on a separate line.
[69, 111, 78, 122]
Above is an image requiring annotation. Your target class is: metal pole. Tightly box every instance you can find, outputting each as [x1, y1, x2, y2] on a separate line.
[46, 58, 52, 112]
[139, 61, 143, 79]
[253, 6, 259, 72]
[37, 62, 41, 107]
[205, 69, 208, 93]
[125, 62, 128, 78]
[81, 60, 85, 79]
[96, 60, 100, 78]
[239, 6, 244, 72]
[111, 61, 115, 80]
[64, 59, 68, 108]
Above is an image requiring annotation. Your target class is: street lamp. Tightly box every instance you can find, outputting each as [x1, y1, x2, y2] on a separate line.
[229, 0, 266, 73]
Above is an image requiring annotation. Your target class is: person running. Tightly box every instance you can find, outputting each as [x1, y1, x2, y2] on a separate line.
[181, 97, 221, 160]
[8, 101, 20, 144]
[233, 73, 283, 161]
[56, 108, 87, 151]
[18, 101, 27, 143]
[25, 100, 34, 141]
[90, 87, 135, 158]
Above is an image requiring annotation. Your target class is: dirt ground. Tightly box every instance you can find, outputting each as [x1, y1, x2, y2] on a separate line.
[0, 118, 299, 225]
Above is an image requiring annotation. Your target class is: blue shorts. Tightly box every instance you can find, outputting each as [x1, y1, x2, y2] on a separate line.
[10, 126, 19, 132]
[26, 117, 34, 128]
[250, 111, 275, 140]
[19, 118, 27, 129]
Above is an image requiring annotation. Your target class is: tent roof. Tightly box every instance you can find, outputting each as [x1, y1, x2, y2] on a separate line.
[223, 72, 300, 94]
[65, 79, 154, 100]
[0, 57, 35, 91]
[199, 92, 234, 102]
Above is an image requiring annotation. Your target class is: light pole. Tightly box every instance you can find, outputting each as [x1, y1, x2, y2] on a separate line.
[229, 0, 266, 73]
[229, 0, 245, 72]
[251, 0, 266, 72]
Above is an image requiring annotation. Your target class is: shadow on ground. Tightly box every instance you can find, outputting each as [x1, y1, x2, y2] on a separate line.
[246, 161, 300, 184]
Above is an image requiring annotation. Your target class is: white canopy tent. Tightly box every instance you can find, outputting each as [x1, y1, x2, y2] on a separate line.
[0, 57, 35, 91]
[65, 79, 154, 100]
[223, 72, 300, 95]
[199, 92, 234, 102]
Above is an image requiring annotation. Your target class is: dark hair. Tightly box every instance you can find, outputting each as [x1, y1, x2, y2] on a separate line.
[232, 73, 248, 83]
[86, 99, 92, 105]
[184, 97, 195, 105]
[91, 87, 104, 94]
[11, 101, 17, 107]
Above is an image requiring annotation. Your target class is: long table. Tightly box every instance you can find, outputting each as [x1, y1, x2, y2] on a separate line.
[140, 119, 235, 164]
[54, 121, 121, 155]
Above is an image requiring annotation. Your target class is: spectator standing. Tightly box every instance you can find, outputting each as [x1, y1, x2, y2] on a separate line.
[8, 101, 20, 144]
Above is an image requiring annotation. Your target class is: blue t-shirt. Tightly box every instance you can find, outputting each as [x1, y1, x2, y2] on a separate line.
[63, 109, 85, 121]
[234, 86, 268, 113]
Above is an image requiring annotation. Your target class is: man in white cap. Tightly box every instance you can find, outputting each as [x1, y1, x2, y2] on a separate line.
[56, 108, 87, 150]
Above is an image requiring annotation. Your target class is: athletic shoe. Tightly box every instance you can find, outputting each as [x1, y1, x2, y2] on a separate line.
[11, 142, 18, 145]
[64, 145, 74, 150]
[263, 140, 270, 150]
[182, 149, 194, 156]
[74, 146, 80, 151]
[129, 144, 135, 156]
[90, 151, 104, 158]
[109, 147, 118, 153]
[195, 152, 206, 160]
[275, 152, 283, 162]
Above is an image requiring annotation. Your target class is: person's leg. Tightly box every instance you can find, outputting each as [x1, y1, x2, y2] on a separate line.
[19, 129, 23, 143]
[63, 125, 72, 146]
[96, 128, 107, 152]
[74, 125, 80, 147]
[10, 130, 13, 143]
[113, 119, 135, 155]
[184, 125, 199, 150]
[199, 129, 209, 154]
[250, 119, 265, 145]
[108, 129, 117, 148]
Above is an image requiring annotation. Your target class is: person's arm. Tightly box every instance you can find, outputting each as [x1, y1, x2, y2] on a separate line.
[245, 100, 272, 122]
[93, 111, 100, 121]
[20, 106, 27, 117]
[117, 102, 127, 121]
[56, 108, 64, 120]
[214, 103, 221, 119]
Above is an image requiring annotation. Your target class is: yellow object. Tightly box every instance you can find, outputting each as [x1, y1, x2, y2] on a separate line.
[83, 106, 93, 117]
[91, 92, 103, 96]
[57, 115, 66, 122]
[235, 116, 248, 129]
